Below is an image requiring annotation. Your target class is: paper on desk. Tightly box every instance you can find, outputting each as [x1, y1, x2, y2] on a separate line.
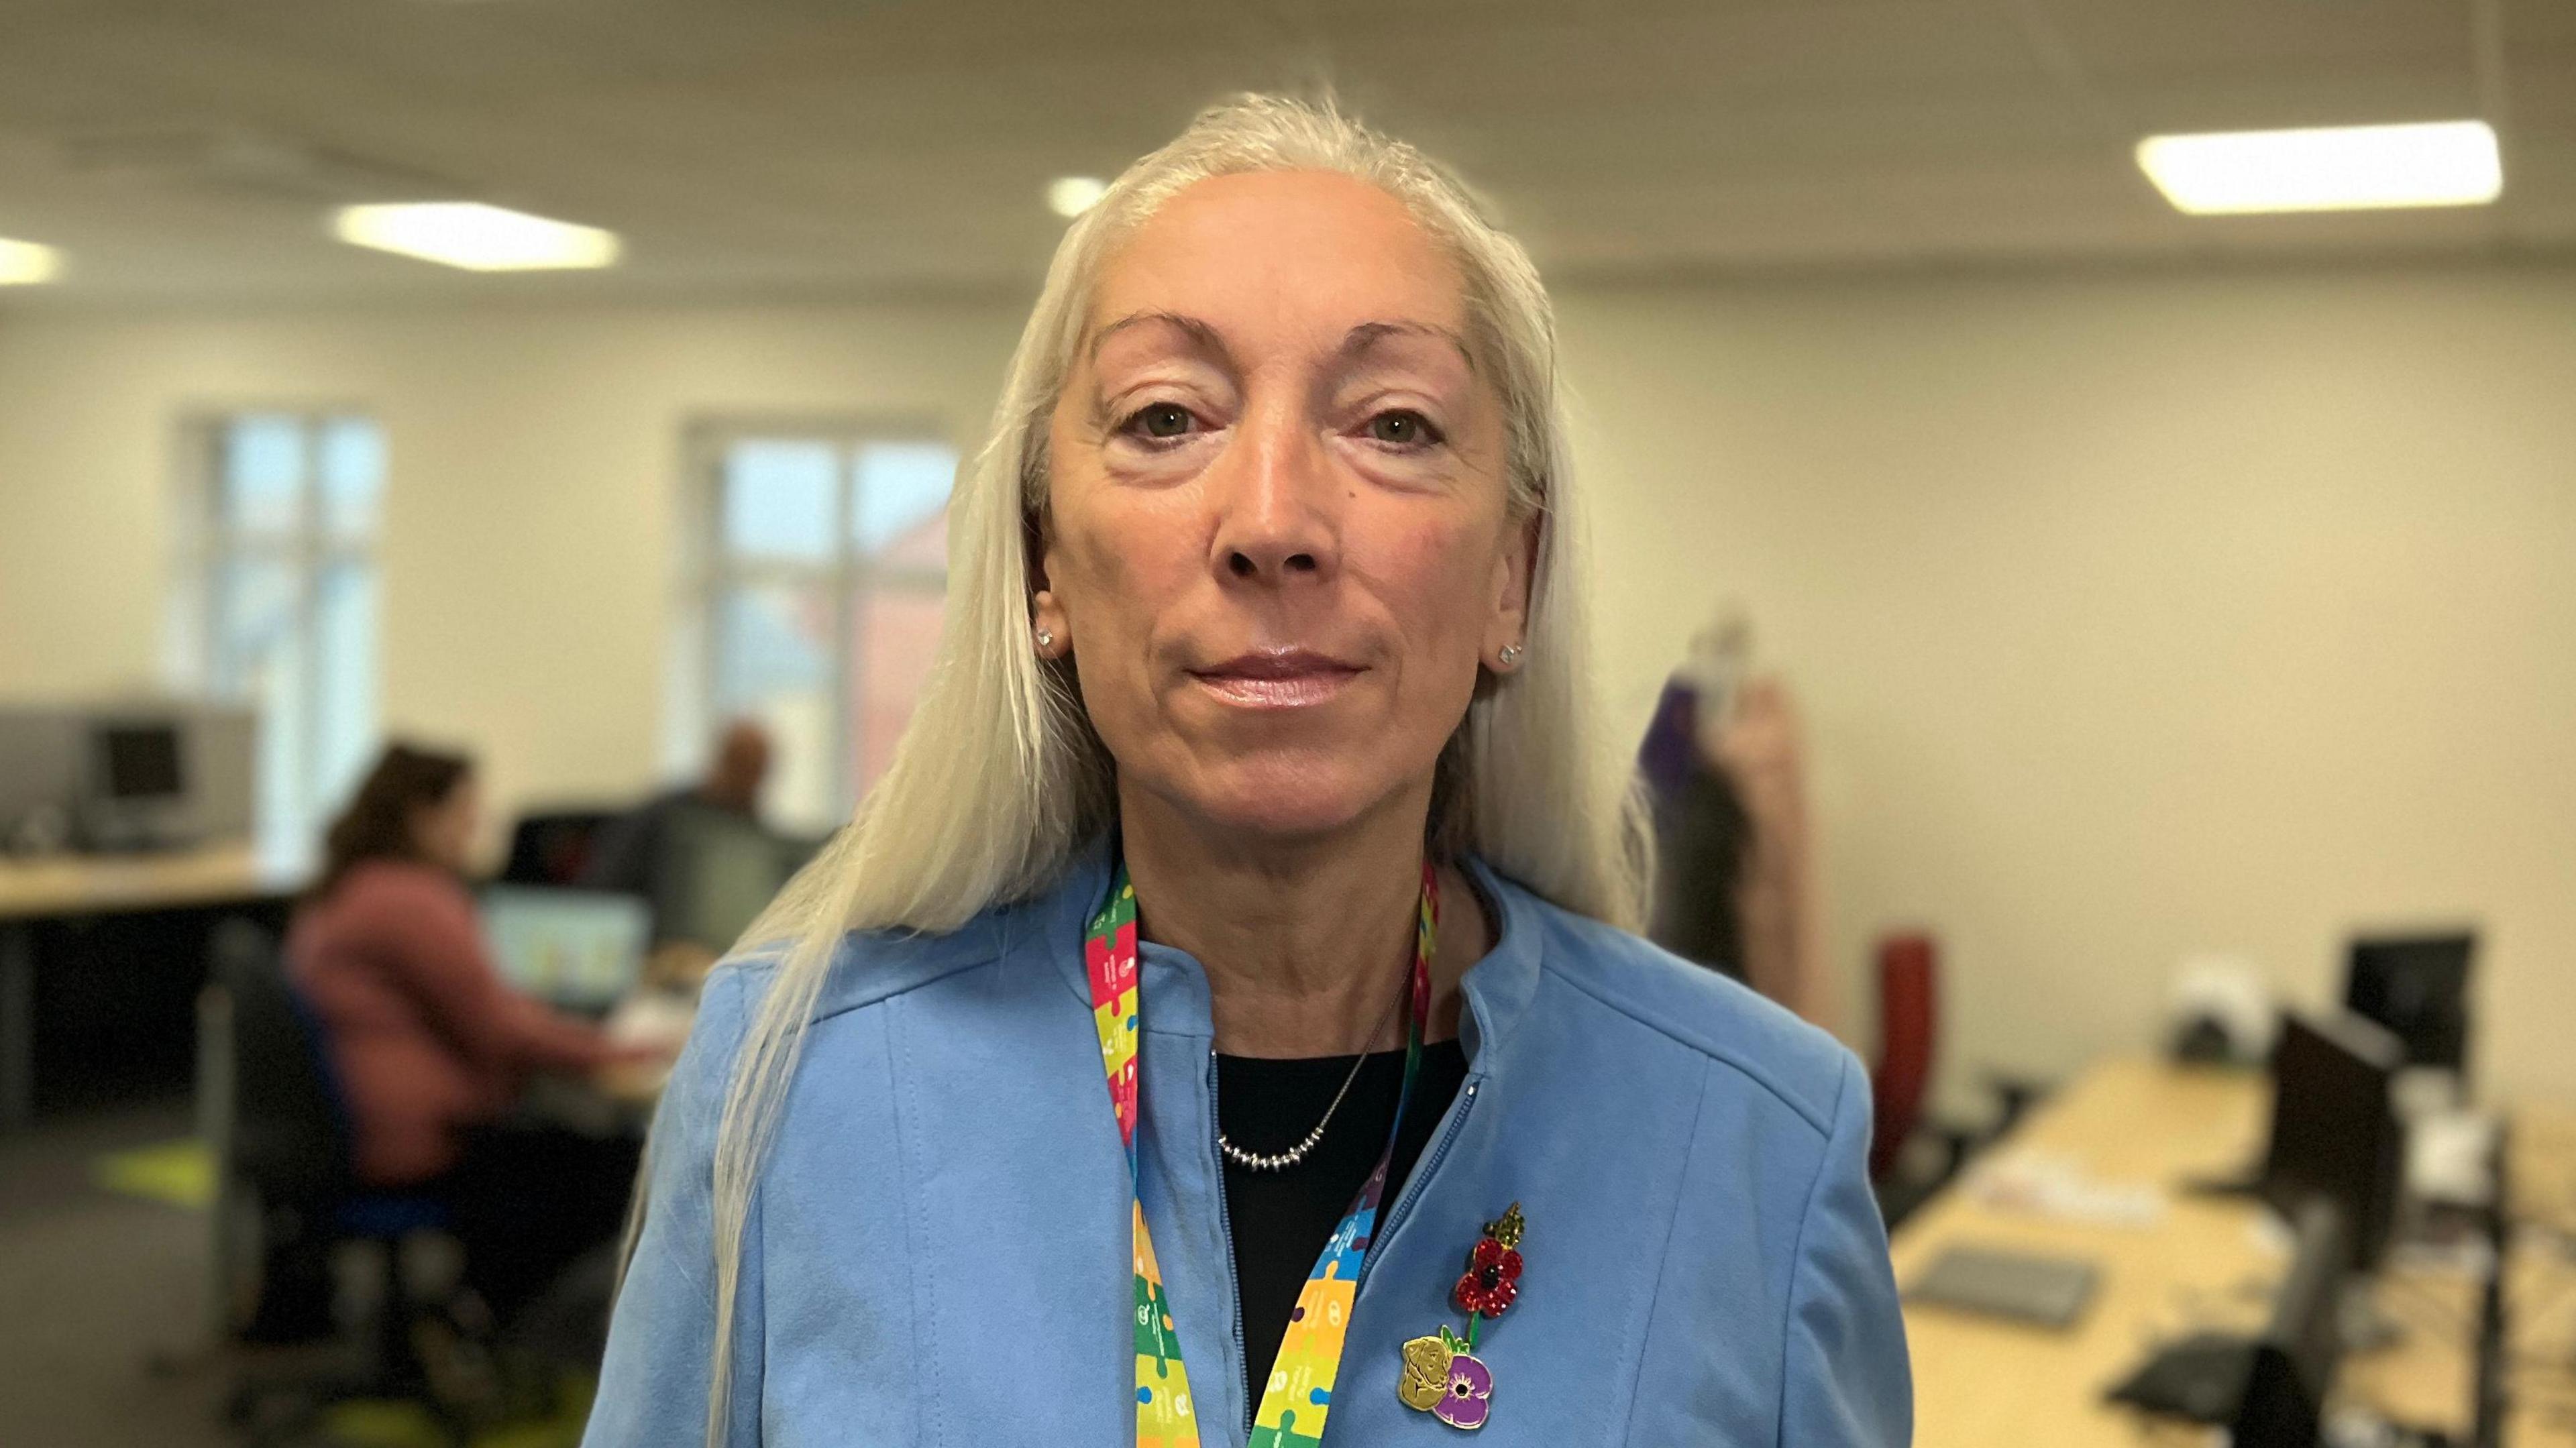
[1963, 1150, 2168, 1229]
[606, 991, 696, 1053]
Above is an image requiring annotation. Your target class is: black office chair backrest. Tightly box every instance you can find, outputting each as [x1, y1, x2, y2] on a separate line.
[500, 809, 620, 886]
[210, 918, 354, 1207]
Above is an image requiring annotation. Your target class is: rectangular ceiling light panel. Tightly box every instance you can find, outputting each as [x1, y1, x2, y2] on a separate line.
[0, 237, 63, 284]
[333, 203, 621, 270]
[2137, 121, 2502, 215]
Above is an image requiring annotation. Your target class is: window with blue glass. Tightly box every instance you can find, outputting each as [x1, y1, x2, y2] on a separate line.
[182, 412, 384, 858]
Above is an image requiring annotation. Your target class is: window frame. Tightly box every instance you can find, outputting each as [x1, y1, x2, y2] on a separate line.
[168, 406, 384, 853]
[676, 414, 957, 828]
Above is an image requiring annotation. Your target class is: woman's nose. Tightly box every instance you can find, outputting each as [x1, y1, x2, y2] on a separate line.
[1205, 399, 1340, 586]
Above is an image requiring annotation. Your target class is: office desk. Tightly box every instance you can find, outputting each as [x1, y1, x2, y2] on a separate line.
[1892, 1056, 2483, 1446]
[0, 842, 304, 922]
[2509, 1107, 2576, 1447]
[0, 843, 303, 1128]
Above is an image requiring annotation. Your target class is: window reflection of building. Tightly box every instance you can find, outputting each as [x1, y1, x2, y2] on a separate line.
[680, 425, 956, 835]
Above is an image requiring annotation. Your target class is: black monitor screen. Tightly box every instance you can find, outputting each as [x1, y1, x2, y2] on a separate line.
[2261, 1012, 2402, 1273]
[2345, 934, 2475, 1072]
[99, 724, 185, 801]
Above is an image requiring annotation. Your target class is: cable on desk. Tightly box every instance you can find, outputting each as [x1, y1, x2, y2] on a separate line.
[2375, 1272, 2479, 1343]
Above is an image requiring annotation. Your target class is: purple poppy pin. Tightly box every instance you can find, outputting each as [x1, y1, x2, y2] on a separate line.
[1397, 1203, 1524, 1431]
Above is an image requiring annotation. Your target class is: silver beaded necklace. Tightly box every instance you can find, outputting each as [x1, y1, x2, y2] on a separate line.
[1217, 986, 1407, 1173]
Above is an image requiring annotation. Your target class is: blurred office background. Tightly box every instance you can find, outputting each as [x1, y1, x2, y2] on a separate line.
[1, 2, 2572, 1446]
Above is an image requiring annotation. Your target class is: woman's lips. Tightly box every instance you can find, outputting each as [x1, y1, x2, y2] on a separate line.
[1187, 650, 1363, 708]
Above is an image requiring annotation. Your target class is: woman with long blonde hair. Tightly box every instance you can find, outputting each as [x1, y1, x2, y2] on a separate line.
[587, 94, 1907, 1447]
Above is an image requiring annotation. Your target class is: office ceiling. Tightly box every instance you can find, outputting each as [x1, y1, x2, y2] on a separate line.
[1, 0, 2571, 303]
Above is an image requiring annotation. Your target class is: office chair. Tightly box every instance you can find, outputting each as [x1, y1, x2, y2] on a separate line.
[1869, 933, 2047, 1229]
[498, 809, 619, 887]
[207, 920, 470, 1447]
[1871, 934, 1939, 1182]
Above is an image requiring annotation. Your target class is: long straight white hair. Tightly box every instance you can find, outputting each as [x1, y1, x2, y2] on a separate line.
[694, 93, 1645, 1442]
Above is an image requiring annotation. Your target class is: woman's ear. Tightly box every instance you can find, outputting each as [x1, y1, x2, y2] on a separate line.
[1028, 520, 1073, 659]
[1030, 585, 1071, 660]
[1483, 514, 1538, 671]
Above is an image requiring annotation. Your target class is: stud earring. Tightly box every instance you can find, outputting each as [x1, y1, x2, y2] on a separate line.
[1497, 643, 1523, 667]
[1034, 628, 1055, 651]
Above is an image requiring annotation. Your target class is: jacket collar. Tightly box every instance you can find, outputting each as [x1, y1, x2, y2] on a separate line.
[799, 840, 1108, 1024]
[1032, 834, 1544, 1066]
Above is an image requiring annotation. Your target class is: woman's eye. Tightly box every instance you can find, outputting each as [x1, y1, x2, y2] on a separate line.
[1126, 402, 1195, 440]
[1366, 410, 1440, 447]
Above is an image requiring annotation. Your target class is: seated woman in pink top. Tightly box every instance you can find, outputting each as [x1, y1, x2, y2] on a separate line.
[290, 742, 659, 1321]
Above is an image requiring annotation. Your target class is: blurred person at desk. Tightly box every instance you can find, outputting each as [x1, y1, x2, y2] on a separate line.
[290, 743, 670, 1322]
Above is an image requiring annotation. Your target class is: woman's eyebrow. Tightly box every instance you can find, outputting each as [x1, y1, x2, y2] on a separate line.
[1340, 319, 1475, 374]
[1089, 311, 1232, 371]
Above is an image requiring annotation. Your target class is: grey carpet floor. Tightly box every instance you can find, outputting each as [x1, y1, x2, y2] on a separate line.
[0, 1105, 233, 1448]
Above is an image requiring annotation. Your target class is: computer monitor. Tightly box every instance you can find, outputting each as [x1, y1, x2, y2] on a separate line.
[98, 724, 184, 800]
[2260, 1010, 2405, 1272]
[656, 809, 816, 952]
[2345, 932, 2475, 1073]
[482, 886, 649, 1013]
[83, 718, 194, 850]
[2104, 1198, 2353, 1433]
[2230, 1197, 2351, 1448]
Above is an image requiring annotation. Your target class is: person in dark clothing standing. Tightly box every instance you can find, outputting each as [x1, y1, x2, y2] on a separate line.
[1638, 614, 1836, 1032]
[1639, 677, 1754, 982]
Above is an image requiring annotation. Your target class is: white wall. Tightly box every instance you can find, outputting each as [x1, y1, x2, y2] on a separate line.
[1560, 265, 2576, 1109]
[1, 264, 2570, 1107]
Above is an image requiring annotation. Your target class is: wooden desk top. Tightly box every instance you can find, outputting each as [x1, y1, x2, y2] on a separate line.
[1892, 1055, 2484, 1447]
[2508, 1106, 2576, 1448]
[0, 842, 305, 922]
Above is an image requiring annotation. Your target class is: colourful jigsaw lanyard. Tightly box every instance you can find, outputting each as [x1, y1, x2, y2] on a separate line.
[1087, 860, 1436, 1448]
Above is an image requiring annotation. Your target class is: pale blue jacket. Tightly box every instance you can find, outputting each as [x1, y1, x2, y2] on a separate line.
[586, 846, 1911, 1446]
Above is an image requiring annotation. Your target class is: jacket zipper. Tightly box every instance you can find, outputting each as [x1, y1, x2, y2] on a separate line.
[1354, 1074, 1481, 1299]
[1206, 1046, 1251, 1441]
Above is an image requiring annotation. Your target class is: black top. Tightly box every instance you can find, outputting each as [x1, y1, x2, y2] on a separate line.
[1216, 1039, 1470, 1417]
[1648, 762, 1753, 984]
